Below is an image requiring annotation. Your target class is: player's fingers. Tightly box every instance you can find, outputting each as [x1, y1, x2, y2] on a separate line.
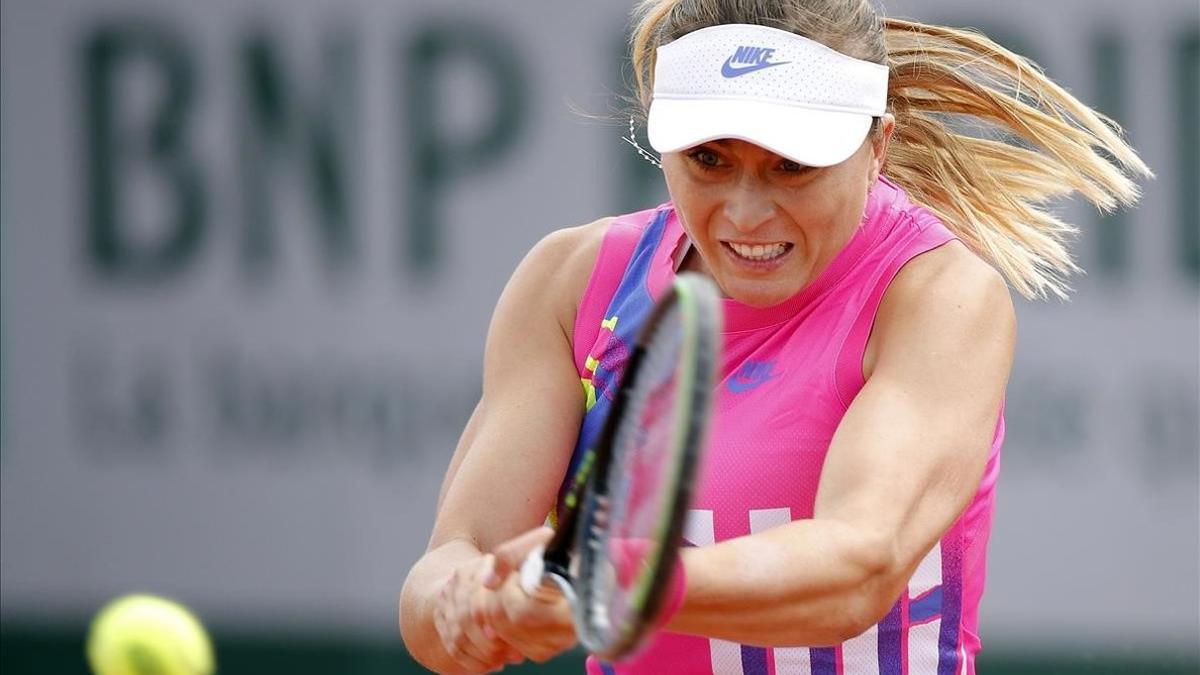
[478, 598, 525, 669]
[477, 553, 504, 592]
[494, 618, 571, 666]
[432, 573, 455, 640]
[469, 586, 504, 647]
[432, 604, 447, 644]
[477, 553, 495, 583]
[434, 567, 513, 674]
[456, 621, 504, 672]
[433, 576, 488, 673]
[488, 527, 555, 585]
[476, 603, 523, 668]
[507, 571, 572, 624]
[526, 644, 569, 664]
[485, 582, 535, 649]
[453, 575, 509, 670]
[436, 606, 495, 674]
[502, 645, 524, 665]
[487, 574, 576, 662]
[445, 631, 499, 675]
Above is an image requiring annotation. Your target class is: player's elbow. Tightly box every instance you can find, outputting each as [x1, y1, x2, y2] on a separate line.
[832, 587, 899, 644]
[833, 535, 904, 642]
[799, 589, 890, 646]
[813, 591, 896, 646]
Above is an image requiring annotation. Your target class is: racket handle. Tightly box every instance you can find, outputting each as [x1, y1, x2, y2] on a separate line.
[518, 546, 546, 595]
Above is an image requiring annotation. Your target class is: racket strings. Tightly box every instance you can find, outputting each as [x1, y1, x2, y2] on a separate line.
[575, 275, 721, 660]
[589, 304, 686, 644]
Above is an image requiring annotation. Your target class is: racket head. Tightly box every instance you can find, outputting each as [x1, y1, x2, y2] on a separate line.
[572, 272, 721, 661]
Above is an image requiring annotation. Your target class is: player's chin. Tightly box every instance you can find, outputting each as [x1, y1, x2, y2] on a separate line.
[718, 274, 802, 308]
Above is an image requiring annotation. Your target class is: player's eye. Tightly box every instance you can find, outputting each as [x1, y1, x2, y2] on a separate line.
[778, 159, 811, 174]
[685, 147, 722, 170]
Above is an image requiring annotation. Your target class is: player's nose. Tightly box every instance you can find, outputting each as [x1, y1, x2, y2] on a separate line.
[722, 182, 776, 234]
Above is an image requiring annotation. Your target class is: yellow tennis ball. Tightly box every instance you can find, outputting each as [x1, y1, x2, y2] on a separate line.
[86, 594, 215, 675]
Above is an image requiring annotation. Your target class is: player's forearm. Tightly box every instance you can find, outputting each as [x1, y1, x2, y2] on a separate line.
[667, 518, 901, 646]
[399, 539, 484, 674]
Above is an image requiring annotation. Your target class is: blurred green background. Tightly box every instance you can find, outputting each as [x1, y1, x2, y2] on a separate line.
[1, 0, 1197, 673]
[2, 625, 1198, 674]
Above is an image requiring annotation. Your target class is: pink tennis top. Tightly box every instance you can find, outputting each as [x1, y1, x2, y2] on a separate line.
[563, 177, 1004, 675]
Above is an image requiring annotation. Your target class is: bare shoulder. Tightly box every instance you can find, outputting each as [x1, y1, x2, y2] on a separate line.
[533, 216, 612, 289]
[502, 217, 614, 338]
[888, 240, 1012, 314]
[867, 240, 1016, 378]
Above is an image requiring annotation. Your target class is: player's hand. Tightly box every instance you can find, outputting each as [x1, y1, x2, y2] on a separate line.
[432, 553, 524, 673]
[484, 527, 578, 663]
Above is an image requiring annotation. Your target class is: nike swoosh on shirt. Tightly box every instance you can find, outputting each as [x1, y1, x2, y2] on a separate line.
[721, 58, 790, 78]
[727, 371, 779, 393]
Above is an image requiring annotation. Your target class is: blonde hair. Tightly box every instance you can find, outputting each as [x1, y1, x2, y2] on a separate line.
[629, 0, 1153, 299]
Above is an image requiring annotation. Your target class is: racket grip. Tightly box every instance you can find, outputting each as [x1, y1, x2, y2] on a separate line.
[518, 546, 546, 595]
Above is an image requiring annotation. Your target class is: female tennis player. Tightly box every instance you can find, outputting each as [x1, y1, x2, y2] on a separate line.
[400, 0, 1150, 673]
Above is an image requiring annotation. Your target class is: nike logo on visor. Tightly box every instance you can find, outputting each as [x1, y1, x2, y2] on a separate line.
[721, 45, 790, 78]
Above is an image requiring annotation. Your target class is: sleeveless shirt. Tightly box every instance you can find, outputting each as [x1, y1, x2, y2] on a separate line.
[564, 177, 1004, 675]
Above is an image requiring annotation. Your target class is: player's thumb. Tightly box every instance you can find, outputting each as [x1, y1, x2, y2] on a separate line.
[484, 526, 554, 589]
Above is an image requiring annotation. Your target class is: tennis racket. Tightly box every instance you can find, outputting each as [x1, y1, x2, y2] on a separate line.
[519, 272, 722, 661]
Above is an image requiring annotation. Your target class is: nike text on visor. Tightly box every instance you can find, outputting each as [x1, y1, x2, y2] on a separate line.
[647, 24, 889, 168]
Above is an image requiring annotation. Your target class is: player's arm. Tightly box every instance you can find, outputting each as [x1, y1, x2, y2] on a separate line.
[669, 242, 1015, 646]
[435, 400, 483, 513]
[399, 219, 609, 673]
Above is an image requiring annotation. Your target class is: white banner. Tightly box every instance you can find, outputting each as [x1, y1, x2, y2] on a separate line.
[1, 0, 1196, 649]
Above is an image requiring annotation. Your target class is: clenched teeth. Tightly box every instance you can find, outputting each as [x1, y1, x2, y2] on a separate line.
[728, 242, 789, 261]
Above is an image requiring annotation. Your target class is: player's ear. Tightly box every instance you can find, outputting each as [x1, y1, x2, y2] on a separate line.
[868, 114, 895, 185]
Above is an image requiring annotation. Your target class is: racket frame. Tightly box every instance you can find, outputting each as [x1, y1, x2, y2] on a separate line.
[521, 273, 720, 661]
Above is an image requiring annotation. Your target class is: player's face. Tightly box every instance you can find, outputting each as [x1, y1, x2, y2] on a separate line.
[661, 119, 892, 308]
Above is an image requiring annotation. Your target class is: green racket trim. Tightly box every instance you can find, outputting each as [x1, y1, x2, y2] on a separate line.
[623, 274, 702, 619]
[581, 272, 720, 661]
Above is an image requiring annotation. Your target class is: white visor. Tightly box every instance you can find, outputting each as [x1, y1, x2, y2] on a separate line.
[647, 24, 889, 167]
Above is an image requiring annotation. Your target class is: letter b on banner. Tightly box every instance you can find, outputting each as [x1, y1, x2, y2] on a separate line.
[83, 22, 205, 282]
